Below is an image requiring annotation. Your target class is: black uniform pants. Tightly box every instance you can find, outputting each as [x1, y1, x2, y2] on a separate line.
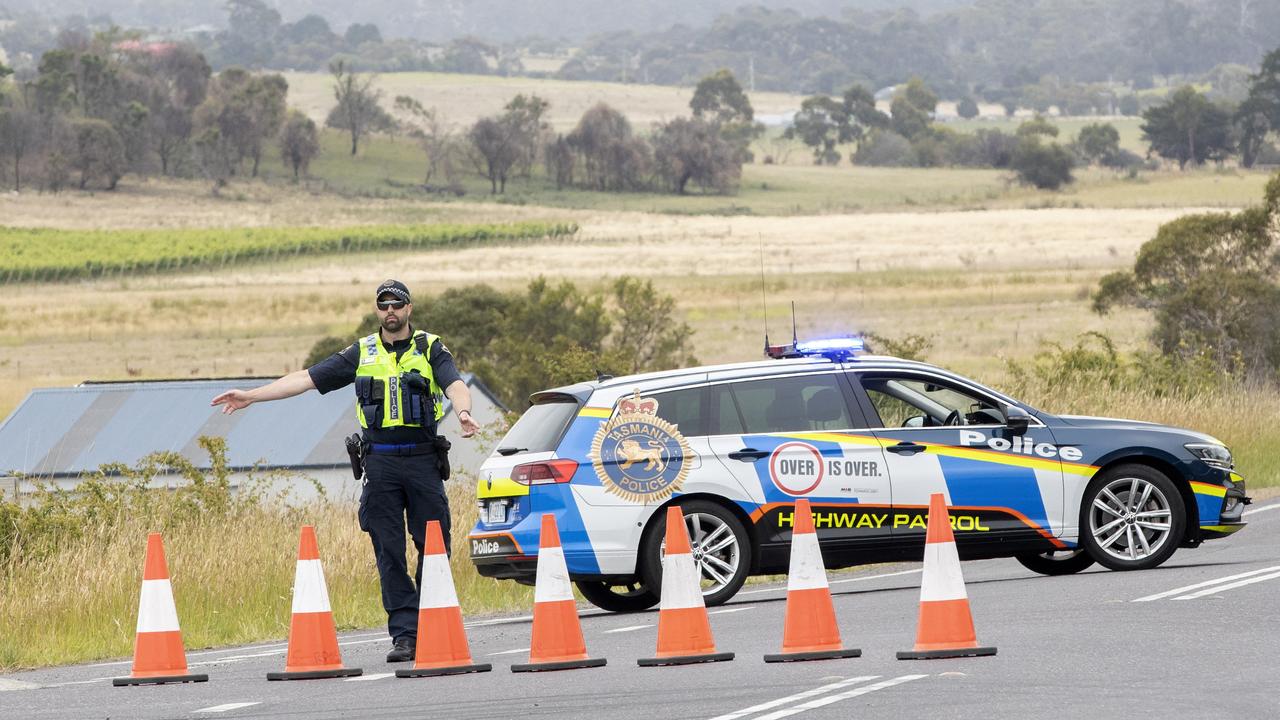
[358, 452, 450, 642]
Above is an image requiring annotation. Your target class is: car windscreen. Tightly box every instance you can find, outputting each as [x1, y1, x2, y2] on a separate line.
[496, 400, 579, 455]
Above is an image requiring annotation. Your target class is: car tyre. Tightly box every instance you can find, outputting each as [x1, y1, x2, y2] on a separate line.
[1080, 463, 1185, 571]
[1015, 548, 1095, 576]
[574, 579, 659, 613]
[640, 499, 752, 608]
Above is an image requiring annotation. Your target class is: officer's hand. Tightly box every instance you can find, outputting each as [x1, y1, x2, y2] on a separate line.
[459, 412, 480, 438]
[211, 389, 253, 414]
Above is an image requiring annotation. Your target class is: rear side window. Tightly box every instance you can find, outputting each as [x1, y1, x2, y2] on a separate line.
[498, 401, 578, 454]
[651, 386, 707, 437]
[729, 373, 854, 433]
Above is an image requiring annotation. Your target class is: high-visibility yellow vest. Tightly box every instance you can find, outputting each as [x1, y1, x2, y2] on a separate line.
[353, 330, 445, 429]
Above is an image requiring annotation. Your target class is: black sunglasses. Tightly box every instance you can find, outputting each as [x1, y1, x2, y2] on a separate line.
[376, 299, 407, 310]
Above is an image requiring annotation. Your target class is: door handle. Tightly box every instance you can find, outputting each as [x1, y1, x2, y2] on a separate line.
[728, 448, 770, 462]
[885, 442, 926, 456]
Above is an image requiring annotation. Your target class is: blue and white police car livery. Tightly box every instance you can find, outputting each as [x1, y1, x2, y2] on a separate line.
[469, 338, 1250, 612]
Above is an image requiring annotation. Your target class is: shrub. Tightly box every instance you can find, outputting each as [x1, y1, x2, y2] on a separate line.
[1011, 137, 1074, 189]
[852, 129, 916, 167]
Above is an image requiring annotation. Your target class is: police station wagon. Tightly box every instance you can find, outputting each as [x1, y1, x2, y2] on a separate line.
[469, 339, 1249, 612]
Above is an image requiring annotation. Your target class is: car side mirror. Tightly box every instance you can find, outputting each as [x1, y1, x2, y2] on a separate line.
[903, 415, 925, 428]
[1003, 405, 1031, 436]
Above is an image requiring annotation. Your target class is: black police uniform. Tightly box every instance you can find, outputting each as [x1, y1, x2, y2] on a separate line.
[307, 327, 463, 645]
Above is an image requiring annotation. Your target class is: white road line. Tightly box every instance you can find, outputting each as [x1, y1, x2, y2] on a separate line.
[738, 568, 922, 597]
[487, 647, 532, 656]
[829, 568, 922, 586]
[1243, 501, 1280, 517]
[85, 616, 536, 669]
[193, 702, 261, 713]
[0, 679, 40, 692]
[754, 675, 928, 720]
[1132, 565, 1280, 602]
[708, 606, 755, 615]
[1173, 570, 1280, 600]
[602, 624, 652, 634]
[706, 676, 880, 720]
[345, 672, 395, 682]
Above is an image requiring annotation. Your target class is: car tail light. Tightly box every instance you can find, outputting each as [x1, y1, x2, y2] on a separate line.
[512, 459, 579, 486]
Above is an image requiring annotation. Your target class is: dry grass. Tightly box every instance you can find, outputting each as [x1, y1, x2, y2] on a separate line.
[0, 206, 1193, 422]
[0, 474, 532, 671]
[281, 70, 806, 132]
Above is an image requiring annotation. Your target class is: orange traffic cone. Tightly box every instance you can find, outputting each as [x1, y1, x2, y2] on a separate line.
[267, 526, 362, 680]
[113, 533, 209, 686]
[897, 493, 997, 660]
[764, 499, 861, 662]
[397, 521, 492, 677]
[511, 514, 606, 672]
[638, 505, 735, 667]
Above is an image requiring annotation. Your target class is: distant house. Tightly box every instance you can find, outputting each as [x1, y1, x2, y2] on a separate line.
[0, 375, 505, 502]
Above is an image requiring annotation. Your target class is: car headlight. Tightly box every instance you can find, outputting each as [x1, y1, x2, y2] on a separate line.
[1185, 443, 1233, 469]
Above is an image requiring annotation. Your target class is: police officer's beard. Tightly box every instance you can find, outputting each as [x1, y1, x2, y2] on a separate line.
[382, 315, 404, 332]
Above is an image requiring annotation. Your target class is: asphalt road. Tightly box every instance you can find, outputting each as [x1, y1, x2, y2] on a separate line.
[4, 500, 1279, 720]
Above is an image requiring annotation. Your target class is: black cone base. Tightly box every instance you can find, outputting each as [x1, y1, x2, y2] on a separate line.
[397, 662, 493, 677]
[638, 651, 734, 667]
[113, 673, 209, 686]
[896, 646, 997, 660]
[267, 667, 363, 681]
[511, 657, 606, 673]
[764, 647, 862, 663]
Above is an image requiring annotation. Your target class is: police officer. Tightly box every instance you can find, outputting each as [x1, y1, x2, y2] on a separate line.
[211, 280, 479, 663]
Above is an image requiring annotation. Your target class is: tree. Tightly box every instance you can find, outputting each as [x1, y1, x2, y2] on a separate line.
[327, 60, 385, 156]
[278, 109, 319, 178]
[467, 116, 520, 194]
[840, 84, 889, 146]
[217, 0, 280, 68]
[68, 118, 126, 190]
[1011, 137, 1074, 190]
[143, 44, 211, 175]
[1141, 86, 1234, 169]
[785, 95, 844, 165]
[193, 68, 288, 178]
[609, 277, 696, 374]
[652, 116, 739, 194]
[690, 69, 761, 162]
[890, 78, 937, 141]
[1094, 173, 1280, 377]
[502, 94, 549, 177]
[691, 69, 753, 125]
[565, 102, 649, 191]
[279, 15, 334, 46]
[1075, 123, 1121, 166]
[344, 23, 383, 47]
[1237, 48, 1280, 168]
[544, 134, 574, 190]
[957, 97, 979, 119]
[395, 96, 458, 186]
[0, 106, 37, 191]
[1235, 96, 1271, 169]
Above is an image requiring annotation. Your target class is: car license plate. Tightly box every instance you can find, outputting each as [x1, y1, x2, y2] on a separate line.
[486, 502, 507, 524]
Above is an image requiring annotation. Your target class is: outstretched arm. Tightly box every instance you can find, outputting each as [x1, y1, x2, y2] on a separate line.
[210, 369, 316, 414]
[444, 379, 479, 438]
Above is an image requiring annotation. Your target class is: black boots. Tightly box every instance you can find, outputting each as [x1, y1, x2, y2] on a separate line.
[386, 636, 416, 663]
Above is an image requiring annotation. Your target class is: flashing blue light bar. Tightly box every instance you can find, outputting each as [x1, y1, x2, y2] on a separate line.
[795, 337, 865, 355]
[766, 335, 868, 360]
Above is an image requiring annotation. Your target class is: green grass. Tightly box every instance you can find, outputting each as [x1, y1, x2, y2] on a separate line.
[0, 220, 576, 283]
[298, 128, 1271, 215]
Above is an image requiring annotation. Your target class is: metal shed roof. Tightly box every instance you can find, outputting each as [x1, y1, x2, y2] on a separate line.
[0, 374, 500, 478]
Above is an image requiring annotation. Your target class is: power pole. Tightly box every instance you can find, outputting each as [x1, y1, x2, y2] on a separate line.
[749, 56, 756, 93]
